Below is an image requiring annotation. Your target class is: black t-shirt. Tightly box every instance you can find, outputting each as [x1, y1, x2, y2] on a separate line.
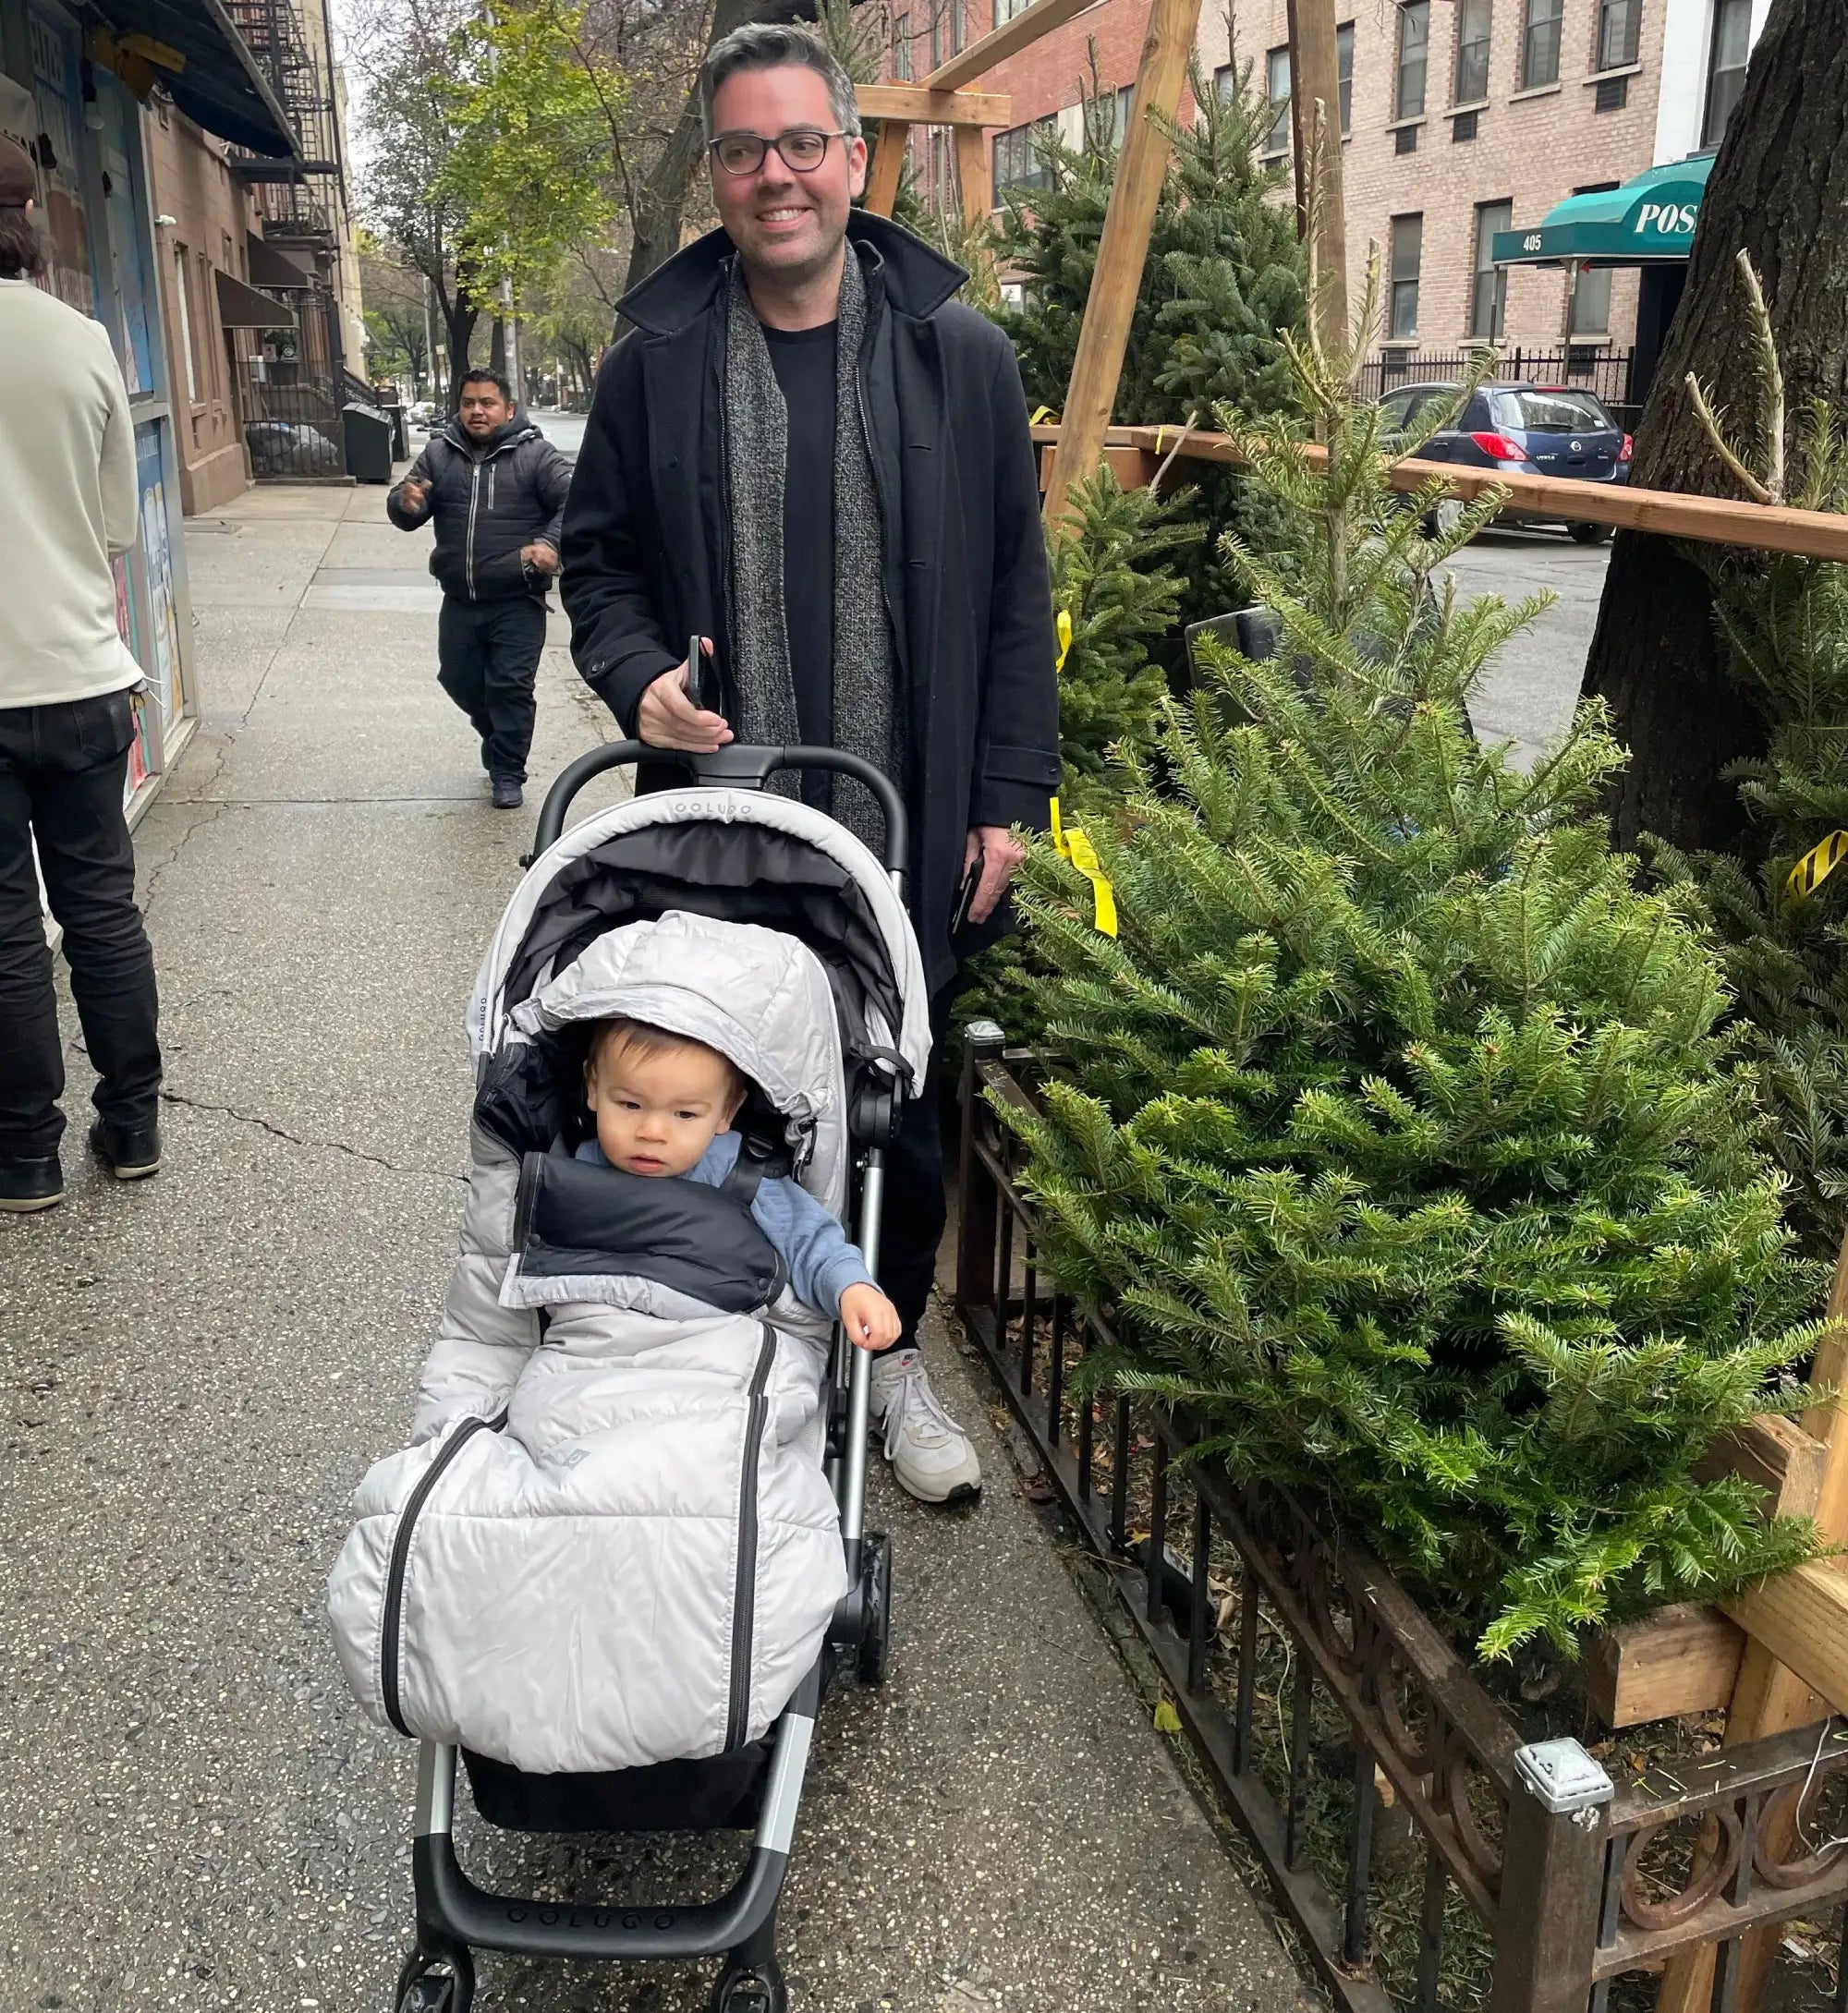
[762, 321, 837, 769]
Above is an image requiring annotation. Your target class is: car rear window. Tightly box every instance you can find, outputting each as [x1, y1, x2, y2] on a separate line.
[1489, 389, 1614, 434]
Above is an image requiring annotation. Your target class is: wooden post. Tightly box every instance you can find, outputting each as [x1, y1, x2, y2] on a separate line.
[1040, 0, 1206, 530]
[953, 122, 992, 229]
[1659, 1230, 1848, 2013]
[1285, 0, 1349, 356]
[863, 119, 908, 217]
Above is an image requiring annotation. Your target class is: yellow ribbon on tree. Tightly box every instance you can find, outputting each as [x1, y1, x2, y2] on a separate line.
[1049, 795, 1118, 937]
[1029, 406, 1061, 426]
[1788, 831, 1848, 899]
[1055, 607, 1074, 673]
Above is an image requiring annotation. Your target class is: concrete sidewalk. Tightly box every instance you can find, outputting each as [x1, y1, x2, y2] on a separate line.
[0, 481, 1314, 2013]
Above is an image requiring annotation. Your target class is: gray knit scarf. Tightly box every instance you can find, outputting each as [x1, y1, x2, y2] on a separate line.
[723, 249, 901, 849]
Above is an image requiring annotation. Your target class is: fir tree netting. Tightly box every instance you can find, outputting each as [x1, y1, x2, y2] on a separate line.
[1000, 326, 1825, 1660]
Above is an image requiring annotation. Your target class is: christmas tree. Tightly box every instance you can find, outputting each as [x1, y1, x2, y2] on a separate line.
[999, 281, 1827, 1659]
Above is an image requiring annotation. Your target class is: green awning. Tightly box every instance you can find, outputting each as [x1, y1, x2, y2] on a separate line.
[1491, 153, 1715, 269]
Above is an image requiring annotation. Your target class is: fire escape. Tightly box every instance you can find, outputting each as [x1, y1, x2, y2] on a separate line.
[222, 0, 368, 465]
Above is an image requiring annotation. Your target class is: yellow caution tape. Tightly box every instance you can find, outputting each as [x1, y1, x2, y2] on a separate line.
[1029, 406, 1060, 426]
[1055, 606, 1074, 673]
[1788, 831, 1848, 899]
[1154, 1701, 1182, 1734]
[1050, 795, 1118, 937]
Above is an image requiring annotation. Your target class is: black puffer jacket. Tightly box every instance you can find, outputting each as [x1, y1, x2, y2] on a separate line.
[388, 413, 572, 603]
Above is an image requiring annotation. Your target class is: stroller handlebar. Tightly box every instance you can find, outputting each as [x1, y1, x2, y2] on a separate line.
[533, 742, 910, 877]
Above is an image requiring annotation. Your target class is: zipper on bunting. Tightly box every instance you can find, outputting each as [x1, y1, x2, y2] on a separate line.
[380, 1410, 507, 1735]
[724, 1324, 778, 1751]
[466, 461, 481, 600]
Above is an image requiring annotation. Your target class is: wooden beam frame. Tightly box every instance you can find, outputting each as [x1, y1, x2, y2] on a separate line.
[1040, 0, 1205, 528]
[953, 122, 994, 227]
[862, 120, 909, 217]
[856, 84, 1011, 125]
[922, 0, 1100, 92]
[1028, 423, 1848, 562]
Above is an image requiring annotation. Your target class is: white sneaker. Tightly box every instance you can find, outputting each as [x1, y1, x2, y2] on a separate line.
[868, 1348, 982, 1504]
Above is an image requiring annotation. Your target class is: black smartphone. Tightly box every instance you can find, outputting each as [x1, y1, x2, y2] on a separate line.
[685, 632, 717, 714]
[951, 847, 985, 935]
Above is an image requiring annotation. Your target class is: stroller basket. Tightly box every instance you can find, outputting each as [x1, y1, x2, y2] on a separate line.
[392, 744, 920, 2013]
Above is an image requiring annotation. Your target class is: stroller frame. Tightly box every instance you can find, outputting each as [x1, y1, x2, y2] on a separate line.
[395, 742, 911, 2013]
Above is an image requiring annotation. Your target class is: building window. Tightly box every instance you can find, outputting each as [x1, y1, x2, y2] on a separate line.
[1338, 21, 1354, 131]
[1264, 45, 1291, 153]
[1597, 0, 1640, 69]
[948, 0, 964, 56]
[993, 117, 1054, 192]
[1453, 0, 1492, 103]
[172, 244, 198, 405]
[1703, 0, 1751, 143]
[894, 12, 911, 79]
[1396, 1, 1430, 119]
[1520, 0, 1562, 86]
[1471, 200, 1511, 338]
[1213, 60, 1236, 101]
[1389, 212, 1422, 339]
[995, 0, 1033, 27]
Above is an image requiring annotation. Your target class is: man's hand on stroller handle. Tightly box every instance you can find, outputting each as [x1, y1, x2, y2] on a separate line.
[840, 1282, 902, 1352]
[638, 641, 732, 752]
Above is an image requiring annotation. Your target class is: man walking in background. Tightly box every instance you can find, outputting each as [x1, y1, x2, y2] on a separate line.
[387, 369, 572, 810]
[0, 136, 163, 1211]
[560, 26, 1060, 1504]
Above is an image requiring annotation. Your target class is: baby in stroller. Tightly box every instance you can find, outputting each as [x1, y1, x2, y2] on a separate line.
[578, 1013, 900, 1354]
[330, 748, 932, 2013]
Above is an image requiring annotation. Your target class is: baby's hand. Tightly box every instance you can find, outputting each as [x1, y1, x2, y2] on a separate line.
[839, 1282, 902, 1352]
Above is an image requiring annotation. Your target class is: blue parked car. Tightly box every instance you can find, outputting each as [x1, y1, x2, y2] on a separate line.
[1378, 380, 1633, 544]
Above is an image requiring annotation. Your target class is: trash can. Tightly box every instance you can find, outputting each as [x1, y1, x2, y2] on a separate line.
[379, 402, 408, 461]
[343, 402, 394, 484]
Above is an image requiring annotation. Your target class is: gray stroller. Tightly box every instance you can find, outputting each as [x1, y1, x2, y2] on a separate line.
[344, 741, 930, 2013]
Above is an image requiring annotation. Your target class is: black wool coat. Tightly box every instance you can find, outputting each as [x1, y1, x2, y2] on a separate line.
[558, 212, 1061, 992]
[388, 413, 572, 604]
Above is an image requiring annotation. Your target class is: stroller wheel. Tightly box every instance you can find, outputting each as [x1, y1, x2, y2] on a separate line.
[710, 1959, 787, 2013]
[857, 1532, 893, 1687]
[394, 1945, 475, 2013]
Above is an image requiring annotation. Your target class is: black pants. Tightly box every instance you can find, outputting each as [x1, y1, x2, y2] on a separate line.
[437, 595, 547, 784]
[0, 690, 162, 1160]
[878, 990, 954, 1349]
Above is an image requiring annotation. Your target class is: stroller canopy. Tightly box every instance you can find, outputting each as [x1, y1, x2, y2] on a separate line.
[470, 786, 932, 1090]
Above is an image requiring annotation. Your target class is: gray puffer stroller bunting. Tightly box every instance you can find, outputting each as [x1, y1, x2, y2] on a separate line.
[326, 745, 930, 2013]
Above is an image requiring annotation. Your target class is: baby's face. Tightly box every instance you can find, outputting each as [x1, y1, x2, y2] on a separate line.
[586, 1037, 739, 1178]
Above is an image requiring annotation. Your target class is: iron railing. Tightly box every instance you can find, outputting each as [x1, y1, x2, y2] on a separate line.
[954, 1027, 1848, 2012]
[1361, 347, 1641, 429]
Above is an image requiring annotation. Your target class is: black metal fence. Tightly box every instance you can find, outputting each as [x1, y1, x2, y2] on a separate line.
[954, 1028, 1848, 2013]
[1360, 348, 1641, 430]
[236, 285, 347, 479]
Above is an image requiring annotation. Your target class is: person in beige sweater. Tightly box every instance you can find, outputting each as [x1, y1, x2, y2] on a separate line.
[0, 135, 163, 1211]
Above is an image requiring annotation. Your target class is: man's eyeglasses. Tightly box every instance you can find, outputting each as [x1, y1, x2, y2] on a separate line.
[709, 127, 852, 176]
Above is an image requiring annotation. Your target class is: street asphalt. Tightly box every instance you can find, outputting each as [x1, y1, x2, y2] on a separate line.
[0, 477, 1316, 2013]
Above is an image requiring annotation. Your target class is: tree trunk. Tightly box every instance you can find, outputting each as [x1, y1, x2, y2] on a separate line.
[443, 299, 479, 409]
[1578, 0, 1848, 854]
[620, 0, 803, 297]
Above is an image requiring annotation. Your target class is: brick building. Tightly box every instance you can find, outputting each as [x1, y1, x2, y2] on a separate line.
[880, 0, 1770, 396]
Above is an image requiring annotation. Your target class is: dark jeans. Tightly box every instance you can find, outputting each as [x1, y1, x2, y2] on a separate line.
[0, 690, 162, 1160]
[878, 990, 954, 1349]
[437, 595, 547, 784]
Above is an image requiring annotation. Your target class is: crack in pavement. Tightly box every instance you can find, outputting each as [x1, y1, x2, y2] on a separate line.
[158, 1090, 467, 1183]
[139, 800, 234, 916]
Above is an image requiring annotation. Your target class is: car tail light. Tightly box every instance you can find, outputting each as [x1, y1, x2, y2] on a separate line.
[1620, 433, 1634, 462]
[1469, 431, 1526, 463]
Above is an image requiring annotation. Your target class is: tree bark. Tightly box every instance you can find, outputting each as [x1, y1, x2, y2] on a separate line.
[443, 299, 480, 410]
[1579, 0, 1848, 854]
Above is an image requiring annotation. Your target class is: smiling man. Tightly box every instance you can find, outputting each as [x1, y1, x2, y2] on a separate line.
[560, 23, 1059, 1506]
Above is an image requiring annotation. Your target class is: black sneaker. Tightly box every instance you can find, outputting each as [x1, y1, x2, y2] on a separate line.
[491, 777, 524, 810]
[90, 1119, 163, 1181]
[0, 1153, 64, 1213]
